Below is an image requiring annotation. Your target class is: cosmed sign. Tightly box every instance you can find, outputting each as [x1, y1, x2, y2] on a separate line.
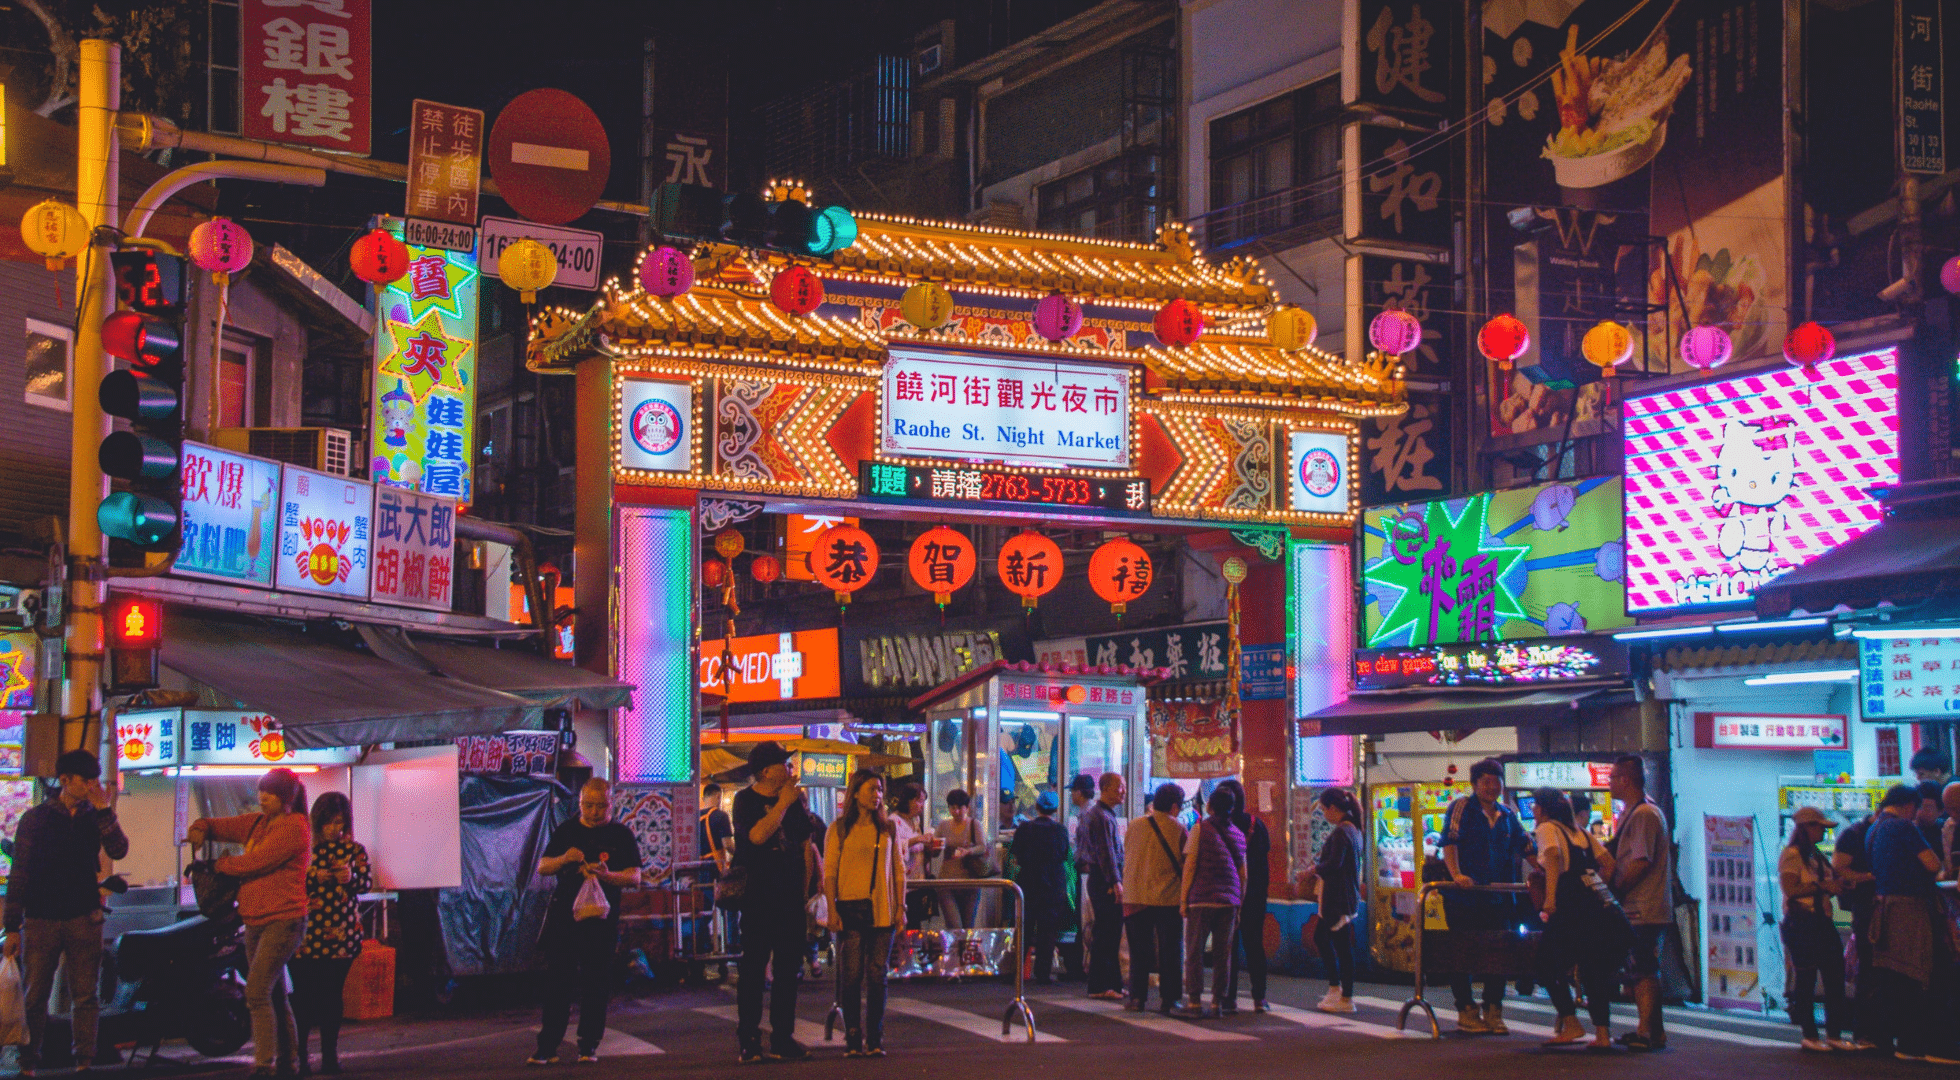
[276, 465, 373, 599]
[1623, 348, 1899, 612]
[881, 346, 1129, 468]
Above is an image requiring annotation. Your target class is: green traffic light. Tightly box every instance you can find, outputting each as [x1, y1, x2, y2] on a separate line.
[98, 491, 178, 550]
[809, 205, 858, 256]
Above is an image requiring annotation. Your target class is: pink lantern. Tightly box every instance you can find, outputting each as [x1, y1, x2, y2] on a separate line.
[1941, 255, 1960, 297]
[1033, 293, 1083, 342]
[639, 245, 694, 297]
[188, 217, 253, 284]
[1679, 325, 1733, 370]
[1369, 308, 1422, 355]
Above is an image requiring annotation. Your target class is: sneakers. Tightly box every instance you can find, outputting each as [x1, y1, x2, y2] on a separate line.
[1173, 1002, 1209, 1018]
[1122, 999, 1145, 1012]
[524, 1055, 558, 1066]
[1254, 999, 1272, 1013]
[767, 1040, 811, 1062]
[1315, 987, 1356, 1014]
[575, 1050, 599, 1064]
[1089, 989, 1125, 1001]
[738, 1044, 766, 1065]
[1485, 1002, 1509, 1035]
[1456, 1003, 1490, 1034]
[863, 1046, 888, 1058]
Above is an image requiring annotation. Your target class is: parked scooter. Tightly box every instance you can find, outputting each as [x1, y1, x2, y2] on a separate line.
[99, 906, 251, 1063]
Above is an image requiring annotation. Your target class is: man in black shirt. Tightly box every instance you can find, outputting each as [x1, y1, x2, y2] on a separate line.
[4, 749, 127, 1072]
[699, 782, 736, 952]
[528, 778, 643, 1065]
[731, 741, 819, 1064]
[1832, 812, 1879, 1050]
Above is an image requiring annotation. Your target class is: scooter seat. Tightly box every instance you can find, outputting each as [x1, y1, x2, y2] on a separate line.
[114, 915, 227, 980]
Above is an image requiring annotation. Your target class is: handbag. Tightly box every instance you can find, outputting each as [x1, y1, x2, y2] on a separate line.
[186, 839, 241, 922]
[713, 865, 749, 911]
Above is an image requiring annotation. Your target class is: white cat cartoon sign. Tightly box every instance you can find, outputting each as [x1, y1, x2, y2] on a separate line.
[1708, 420, 1796, 574]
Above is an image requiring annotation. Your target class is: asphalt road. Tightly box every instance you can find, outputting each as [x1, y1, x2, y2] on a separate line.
[97, 974, 1936, 1080]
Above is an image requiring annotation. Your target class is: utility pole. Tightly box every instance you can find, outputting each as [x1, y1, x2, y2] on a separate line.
[63, 39, 119, 757]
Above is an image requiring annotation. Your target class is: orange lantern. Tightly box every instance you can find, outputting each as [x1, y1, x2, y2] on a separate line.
[713, 529, 745, 559]
[908, 526, 976, 609]
[997, 531, 1062, 610]
[811, 524, 879, 607]
[750, 553, 782, 584]
[702, 558, 728, 589]
[1088, 538, 1153, 617]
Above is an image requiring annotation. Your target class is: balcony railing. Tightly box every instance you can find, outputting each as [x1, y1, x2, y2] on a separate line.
[1190, 173, 1341, 252]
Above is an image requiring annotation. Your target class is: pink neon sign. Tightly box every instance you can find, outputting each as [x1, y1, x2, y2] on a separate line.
[1623, 349, 1899, 612]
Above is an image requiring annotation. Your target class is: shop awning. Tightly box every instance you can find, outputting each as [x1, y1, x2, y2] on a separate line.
[1755, 512, 1960, 618]
[1297, 686, 1613, 738]
[161, 615, 544, 748]
[409, 638, 635, 711]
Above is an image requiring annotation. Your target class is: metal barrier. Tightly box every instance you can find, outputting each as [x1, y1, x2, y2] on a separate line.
[631, 858, 737, 970]
[822, 878, 1037, 1044]
[1397, 882, 1536, 1039]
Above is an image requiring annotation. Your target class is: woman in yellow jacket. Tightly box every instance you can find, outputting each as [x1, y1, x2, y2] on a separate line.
[822, 769, 907, 1057]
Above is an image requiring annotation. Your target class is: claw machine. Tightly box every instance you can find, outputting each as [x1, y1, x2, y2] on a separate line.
[1368, 780, 1456, 973]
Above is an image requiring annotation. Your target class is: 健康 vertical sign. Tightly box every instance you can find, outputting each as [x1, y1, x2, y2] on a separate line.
[405, 99, 484, 252]
[239, 0, 372, 156]
[1901, 0, 1946, 176]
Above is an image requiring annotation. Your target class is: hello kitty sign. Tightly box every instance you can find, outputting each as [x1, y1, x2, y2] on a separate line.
[1623, 348, 1900, 612]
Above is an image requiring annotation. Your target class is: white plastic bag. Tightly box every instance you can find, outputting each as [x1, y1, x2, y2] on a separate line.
[0, 956, 25, 1046]
[572, 875, 611, 922]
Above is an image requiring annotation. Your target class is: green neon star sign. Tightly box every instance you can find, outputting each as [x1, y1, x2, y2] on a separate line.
[1366, 493, 1531, 647]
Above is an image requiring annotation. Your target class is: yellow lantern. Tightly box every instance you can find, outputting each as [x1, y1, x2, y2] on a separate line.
[1269, 306, 1318, 351]
[20, 200, 89, 271]
[498, 238, 558, 302]
[1580, 320, 1634, 375]
[899, 281, 955, 330]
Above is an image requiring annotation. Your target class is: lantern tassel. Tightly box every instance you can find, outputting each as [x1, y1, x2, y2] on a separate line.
[45, 257, 63, 272]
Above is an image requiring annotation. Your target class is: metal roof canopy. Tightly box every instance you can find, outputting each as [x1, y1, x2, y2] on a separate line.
[408, 636, 634, 711]
[1298, 686, 1615, 739]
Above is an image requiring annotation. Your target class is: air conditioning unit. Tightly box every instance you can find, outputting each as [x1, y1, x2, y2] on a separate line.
[210, 427, 353, 476]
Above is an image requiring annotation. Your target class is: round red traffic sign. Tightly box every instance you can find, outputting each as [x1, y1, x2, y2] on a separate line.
[488, 89, 612, 226]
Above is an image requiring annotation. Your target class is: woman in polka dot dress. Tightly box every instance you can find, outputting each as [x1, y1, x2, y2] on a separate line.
[289, 792, 371, 1075]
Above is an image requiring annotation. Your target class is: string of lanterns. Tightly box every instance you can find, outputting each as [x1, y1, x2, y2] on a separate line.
[1473, 311, 1846, 382]
[790, 525, 1157, 616]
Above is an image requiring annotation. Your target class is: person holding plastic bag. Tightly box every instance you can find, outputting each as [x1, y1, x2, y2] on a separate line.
[527, 778, 642, 1065]
[186, 768, 311, 1077]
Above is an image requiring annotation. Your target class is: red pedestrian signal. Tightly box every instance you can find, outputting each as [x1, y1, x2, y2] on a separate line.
[106, 595, 162, 692]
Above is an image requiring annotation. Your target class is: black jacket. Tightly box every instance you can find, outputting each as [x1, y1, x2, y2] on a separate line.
[1009, 814, 1072, 923]
[5, 799, 129, 929]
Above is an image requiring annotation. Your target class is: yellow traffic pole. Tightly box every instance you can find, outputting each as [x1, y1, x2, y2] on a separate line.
[64, 39, 119, 757]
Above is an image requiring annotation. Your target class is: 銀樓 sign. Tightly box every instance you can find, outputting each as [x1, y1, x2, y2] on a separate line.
[881, 346, 1130, 469]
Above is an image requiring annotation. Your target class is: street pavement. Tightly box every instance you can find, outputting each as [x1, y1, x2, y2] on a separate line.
[96, 974, 1938, 1079]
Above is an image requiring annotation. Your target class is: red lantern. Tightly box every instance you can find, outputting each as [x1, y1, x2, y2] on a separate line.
[811, 524, 878, 606]
[750, 553, 782, 584]
[1783, 321, 1835, 375]
[350, 229, 411, 285]
[770, 265, 825, 315]
[1088, 538, 1153, 617]
[1154, 299, 1205, 347]
[908, 526, 976, 608]
[702, 558, 728, 589]
[713, 529, 745, 559]
[1477, 314, 1530, 368]
[997, 531, 1063, 610]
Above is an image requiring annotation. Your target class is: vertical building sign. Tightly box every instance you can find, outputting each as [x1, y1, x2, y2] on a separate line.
[239, 0, 372, 156]
[615, 507, 693, 784]
[1901, 0, 1946, 175]
[1704, 814, 1761, 1011]
[369, 221, 478, 503]
[403, 100, 484, 252]
[369, 488, 458, 612]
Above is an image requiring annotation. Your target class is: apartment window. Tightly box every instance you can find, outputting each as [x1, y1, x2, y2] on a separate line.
[1204, 77, 1343, 248]
[1037, 157, 1155, 239]
[24, 319, 73, 411]
[216, 332, 267, 430]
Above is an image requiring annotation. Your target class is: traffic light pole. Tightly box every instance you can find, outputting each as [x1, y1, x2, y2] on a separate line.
[63, 38, 119, 758]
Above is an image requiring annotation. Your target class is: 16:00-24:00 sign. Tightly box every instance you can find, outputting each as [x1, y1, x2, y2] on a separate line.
[861, 463, 1149, 513]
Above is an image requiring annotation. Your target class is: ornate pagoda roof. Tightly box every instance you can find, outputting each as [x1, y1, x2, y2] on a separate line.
[526, 215, 1404, 414]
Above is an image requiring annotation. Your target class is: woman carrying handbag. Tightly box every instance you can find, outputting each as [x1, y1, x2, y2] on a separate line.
[822, 770, 906, 1057]
[1531, 786, 1630, 1049]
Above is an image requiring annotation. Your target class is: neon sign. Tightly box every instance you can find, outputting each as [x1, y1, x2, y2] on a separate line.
[1354, 638, 1628, 690]
[1623, 348, 1899, 612]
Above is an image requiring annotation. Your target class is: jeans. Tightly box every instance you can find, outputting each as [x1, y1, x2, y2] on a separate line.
[1085, 875, 1123, 995]
[836, 920, 893, 1049]
[21, 912, 104, 1067]
[737, 904, 807, 1049]
[1314, 917, 1356, 997]
[1226, 892, 1268, 1007]
[1538, 910, 1616, 1030]
[244, 917, 306, 1069]
[1124, 906, 1182, 1009]
[536, 917, 618, 1057]
[937, 886, 978, 930]
[1183, 906, 1239, 1008]
[1782, 910, 1845, 1040]
[289, 955, 355, 1063]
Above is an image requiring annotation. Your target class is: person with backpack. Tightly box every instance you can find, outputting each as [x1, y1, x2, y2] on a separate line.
[821, 770, 905, 1058]
[1531, 785, 1629, 1050]
[1215, 779, 1271, 1014]
[1177, 786, 1247, 1018]
[1122, 783, 1187, 1012]
[1779, 806, 1851, 1051]
[187, 768, 313, 1077]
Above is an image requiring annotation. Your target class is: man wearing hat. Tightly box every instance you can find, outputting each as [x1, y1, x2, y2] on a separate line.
[1010, 790, 1071, 984]
[731, 741, 821, 1063]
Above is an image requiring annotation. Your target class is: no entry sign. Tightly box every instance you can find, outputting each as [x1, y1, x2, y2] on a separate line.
[487, 89, 611, 226]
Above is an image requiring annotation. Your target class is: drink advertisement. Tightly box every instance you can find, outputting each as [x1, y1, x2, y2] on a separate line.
[175, 441, 281, 588]
[1362, 476, 1630, 646]
[276, 465, 374, 599]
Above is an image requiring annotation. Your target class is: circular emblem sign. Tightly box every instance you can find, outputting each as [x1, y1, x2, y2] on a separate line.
[1299, 447, 1341, 498]
[630, 399, 684, 457]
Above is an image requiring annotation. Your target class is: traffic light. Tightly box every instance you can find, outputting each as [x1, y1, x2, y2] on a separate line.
[98, 251, 187, 552]
[106, 595, 161, 692]
[650, 182, 857, 257]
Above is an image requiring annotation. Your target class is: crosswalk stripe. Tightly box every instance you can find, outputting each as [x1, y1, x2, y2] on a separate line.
[1502, 994, 1798, 1035]
[887, 996, 1068, 1042]
[1260, 1001, 1426, 1039]
[592, 1027, 665, 1056]
[1044, 996, 1258, 1041]
[1347, 995, 1790, 1048]
[694, 1004, 832, 1046]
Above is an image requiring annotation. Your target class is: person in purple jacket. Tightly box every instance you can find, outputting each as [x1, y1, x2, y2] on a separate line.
[1176, 786, 1247, 1017]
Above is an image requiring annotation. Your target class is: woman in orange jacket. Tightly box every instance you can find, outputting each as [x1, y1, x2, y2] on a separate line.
[187, 768, 312, 1077]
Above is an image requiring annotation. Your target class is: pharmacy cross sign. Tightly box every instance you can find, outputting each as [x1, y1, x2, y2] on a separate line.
[770, 633, 806, 698]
